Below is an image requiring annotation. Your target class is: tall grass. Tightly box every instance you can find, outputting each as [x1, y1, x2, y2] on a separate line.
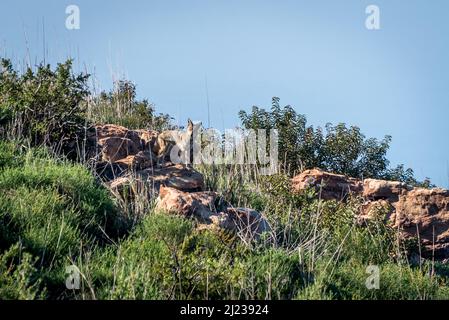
[1, 138, 449, 300]
[65, 159, 449, 300]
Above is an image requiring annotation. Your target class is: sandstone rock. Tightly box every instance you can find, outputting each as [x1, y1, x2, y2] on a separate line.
[89, 123, 271, 242]
[393, 188, 449, 258]
[291, 169, 362, 200]
[359, 188, 449, 258]
[99, 137, 141, 162]
[156, 186, 270, 237]
[291, 168, 449, 259]
[363, 179, 410, 201]
[108, 164, 205, 201]
[134, 129, 159, 152]
[156, 186, 218, 222]
[87, 125, 152, 162]
[359, 200, 395, 224]
[137, 164, 204, 192]
[94, 124, 142, 144]
[115, 151, 156, 171]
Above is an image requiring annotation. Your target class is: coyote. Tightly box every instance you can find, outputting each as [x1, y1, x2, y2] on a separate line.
[153, 119, 201, 164]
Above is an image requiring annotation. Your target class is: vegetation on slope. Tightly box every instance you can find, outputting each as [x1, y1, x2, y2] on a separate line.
[0, 59, 446, 300]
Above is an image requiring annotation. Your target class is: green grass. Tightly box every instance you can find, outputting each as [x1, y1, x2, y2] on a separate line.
[0, 142, 129, 299]
[1, 140, 449, 300]
[73, 213, 306, 300]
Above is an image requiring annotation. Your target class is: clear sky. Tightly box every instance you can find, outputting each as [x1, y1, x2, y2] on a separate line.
[1, 0, 448, 187]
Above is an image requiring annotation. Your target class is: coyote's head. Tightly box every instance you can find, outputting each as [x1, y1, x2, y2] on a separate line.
[186, 119, 202, 139]
[172, 119, 202, 154]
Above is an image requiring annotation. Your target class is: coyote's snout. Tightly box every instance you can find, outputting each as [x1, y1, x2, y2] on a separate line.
[153, 119, 201, 164]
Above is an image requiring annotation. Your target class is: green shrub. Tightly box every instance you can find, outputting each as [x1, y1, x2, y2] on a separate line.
[73, 214, 193, 299]
[0, 58, 90, 148]
[0, 140, 24, 169]
[0, 243, 44, 299]
[0, 155, 125, 248]
[76, 212, 310, 300]
[318, 259, 445, 300]
[88, 80, 173, 131]
[0, 144, 129, 298]
[239, 97, 429, 185]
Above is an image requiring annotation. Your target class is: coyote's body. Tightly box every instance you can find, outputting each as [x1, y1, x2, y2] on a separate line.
[154, 119, 201, 164]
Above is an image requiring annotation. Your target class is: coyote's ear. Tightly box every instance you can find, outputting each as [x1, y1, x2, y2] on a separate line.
[187, 119, 193, 129]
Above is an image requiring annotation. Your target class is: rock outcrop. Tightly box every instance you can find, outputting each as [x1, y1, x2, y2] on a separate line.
[393, 188, 449, 258]
[88, 124, 268, 239]
[88, 124, 158, 174]
[88, 124, 449, 257]
[292, 169, 449, 259]
[291, 169, 363, 200]
[363, 179, 411, 201]
[156, 186, 270, 238]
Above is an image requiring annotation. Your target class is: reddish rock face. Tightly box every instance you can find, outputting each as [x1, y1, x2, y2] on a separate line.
[359, 199, 395, 222]
[134, 129, 159, 152]
[156, 186, 270, 238]
[291, 169, 362, 200]
[114, 151, 156, 171]
[156, 186, 218, 222]
[138, 164, 205, 192]
[363, 179, 410, 201]
[99, 137, 141, 162]
[393, 188, 449, 258]
[88, 125, 158, 163]
[292, 168, 449, 259]
[94, 124, 136, 140]
[85, 123, 270, 240]
[108, 164, 206, 200]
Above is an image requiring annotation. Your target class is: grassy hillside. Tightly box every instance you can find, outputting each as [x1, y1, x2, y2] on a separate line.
[0, 141, 449, 300]
[1, 59, 448, 300]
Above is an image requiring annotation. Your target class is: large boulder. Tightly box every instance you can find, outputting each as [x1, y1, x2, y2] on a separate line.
[99, 137, 141, 162]
[134, 129, 159, 151]
[156, 186, 270, 237]
[392, 188, 449, 258]
[360, 186, 449, 258]
[87, 125, 159, 180]
[156, 186, 219, 222]
[87, 124, 158, 163]
[291, 169, 363, 200]
[363, 179, 410, 201]
[89, 123, 271, 241]
[292, 168, 449, 259]
[138, 164, 205, 192]
[108, 164, 205, 200]
[114, 151, 156, 171]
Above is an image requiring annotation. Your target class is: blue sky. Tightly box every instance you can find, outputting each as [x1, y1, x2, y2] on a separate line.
[1, 0, 448, 186]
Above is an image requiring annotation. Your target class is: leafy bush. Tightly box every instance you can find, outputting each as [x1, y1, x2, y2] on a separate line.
[0, 243, 44, 299]
[239, 97, 428, 185]
[88, 80, 173, 131]
[0, 58, 89, 148]
[75, 213, 306, 300]
[316, 259, 446, 300]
